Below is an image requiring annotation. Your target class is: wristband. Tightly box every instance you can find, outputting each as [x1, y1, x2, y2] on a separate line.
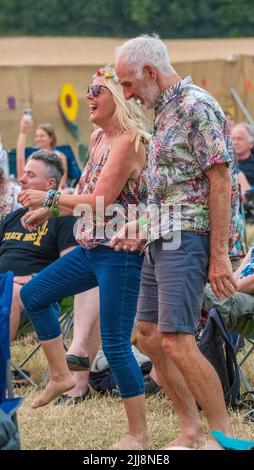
[50, 207, 60, 218]
[138, 216, 147, 227]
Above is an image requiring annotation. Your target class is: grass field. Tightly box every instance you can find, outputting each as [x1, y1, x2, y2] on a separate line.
[11, 335, 254, 450]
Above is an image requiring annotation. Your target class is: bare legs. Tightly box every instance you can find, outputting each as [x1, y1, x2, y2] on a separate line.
[65, 288, 100, 398]
[10, 283, 24, 341]
[138, 321, 232, 449]
[31, 335, 75, 408]
[32, 288, 100, 407]
[110, 394, 149, 450]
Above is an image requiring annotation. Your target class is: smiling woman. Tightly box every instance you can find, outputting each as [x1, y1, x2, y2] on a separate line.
[16, 119, 68, 189]
[18, 65, 151, 450]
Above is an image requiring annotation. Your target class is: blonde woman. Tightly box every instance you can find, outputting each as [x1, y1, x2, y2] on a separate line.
[19, 66, 150, 450]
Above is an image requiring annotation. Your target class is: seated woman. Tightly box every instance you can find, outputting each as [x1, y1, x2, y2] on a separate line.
[203, 246, 254, 338]
[16, 118, 68, 189]
[0, 167, 20, 220]
[18, 65, 150, 450]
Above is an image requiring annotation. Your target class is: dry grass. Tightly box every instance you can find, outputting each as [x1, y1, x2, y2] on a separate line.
[11, 336, 254, 450]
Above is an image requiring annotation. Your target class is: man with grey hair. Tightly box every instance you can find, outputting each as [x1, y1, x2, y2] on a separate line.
[231, 122, 254, 185]
[112, 34, 239, 449]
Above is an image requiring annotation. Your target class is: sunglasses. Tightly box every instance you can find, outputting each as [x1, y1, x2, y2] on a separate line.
[87, 84, 107, 97]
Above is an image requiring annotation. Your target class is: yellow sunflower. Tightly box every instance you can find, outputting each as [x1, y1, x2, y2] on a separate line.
[59, 83, 78, 122]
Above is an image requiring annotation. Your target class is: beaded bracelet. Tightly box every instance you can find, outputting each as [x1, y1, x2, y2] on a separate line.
[52, 191, 61, 209]
[43, 189, 57, 209]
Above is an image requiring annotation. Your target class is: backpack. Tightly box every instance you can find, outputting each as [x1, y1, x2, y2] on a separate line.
[89, 360, 152, 395]
[89, 368, 117, 395]
[197, 308, 240, 407]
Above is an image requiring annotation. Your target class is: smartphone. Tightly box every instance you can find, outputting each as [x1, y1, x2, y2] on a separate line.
[23, 108, 32, 123]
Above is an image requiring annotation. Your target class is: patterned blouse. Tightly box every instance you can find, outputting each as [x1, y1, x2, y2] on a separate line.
[146, 76, 239, 245]
[75, 130, 147, 249]
[0, 180, 21, 221]
[240, 248, 254, 279]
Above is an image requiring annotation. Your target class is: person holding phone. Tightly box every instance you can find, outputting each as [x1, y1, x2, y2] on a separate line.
[16, 112, 68, 189]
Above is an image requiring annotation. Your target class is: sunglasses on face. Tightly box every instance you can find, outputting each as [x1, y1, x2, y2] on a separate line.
[87, 84, 107, 97]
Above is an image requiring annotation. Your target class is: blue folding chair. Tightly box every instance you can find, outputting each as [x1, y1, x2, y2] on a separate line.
[7, 145, 82, 185]
[0, 271, 24, 450]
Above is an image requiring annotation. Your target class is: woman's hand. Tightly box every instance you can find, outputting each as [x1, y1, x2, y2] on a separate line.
[18, 189, 47, 209]
[20, 116, 33, 134]
[110, 220, 146, 252]
[21, 208, 51, 232]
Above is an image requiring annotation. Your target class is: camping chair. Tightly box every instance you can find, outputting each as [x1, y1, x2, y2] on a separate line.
[10, 296, 74, 388]
[235, 335, 254, 398]
[7, 145, 82, 185]
[0, 271, 23, 450]
[202, 285, 254, 415]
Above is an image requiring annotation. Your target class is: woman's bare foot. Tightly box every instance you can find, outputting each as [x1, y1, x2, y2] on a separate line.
[198, 439, 223, 450]
[31, 376, 76, 408]
[162, 431, 206, 450]
[109, 433, 149, 450]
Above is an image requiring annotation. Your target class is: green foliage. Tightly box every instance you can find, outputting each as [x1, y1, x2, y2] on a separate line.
[0, 0, 254, 37]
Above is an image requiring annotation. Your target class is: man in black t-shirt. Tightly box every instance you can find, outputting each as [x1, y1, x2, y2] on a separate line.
[0, 150, 77, 340]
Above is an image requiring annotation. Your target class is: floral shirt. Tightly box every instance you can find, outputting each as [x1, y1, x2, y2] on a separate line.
[146, 76, 239, 245]
[75, 130, 147, 249]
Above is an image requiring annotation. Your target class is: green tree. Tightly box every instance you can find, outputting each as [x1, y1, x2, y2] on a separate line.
[0, 0, 254, 38]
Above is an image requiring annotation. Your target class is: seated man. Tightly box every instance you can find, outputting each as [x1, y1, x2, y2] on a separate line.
[203, 247, 254, 339]
[0, 149, 77, 341]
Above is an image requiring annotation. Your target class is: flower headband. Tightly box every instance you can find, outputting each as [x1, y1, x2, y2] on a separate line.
[93, 65, 119, 83]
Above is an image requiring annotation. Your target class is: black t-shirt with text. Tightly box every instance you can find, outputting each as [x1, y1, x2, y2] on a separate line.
[0, 208, 77, 276]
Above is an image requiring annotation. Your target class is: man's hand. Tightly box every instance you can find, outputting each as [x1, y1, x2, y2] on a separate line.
[110, 220, 146, 252]
[18, 189, 47, 209]
[209, 253, 238, 299]
[21, 207, 50, 232]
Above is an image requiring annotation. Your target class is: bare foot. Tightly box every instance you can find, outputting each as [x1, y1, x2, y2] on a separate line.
[109, 433, 149, 450]
[162, 432, 206, 450]
[31, 376, 76, 408]
[198, 439, 223, 450]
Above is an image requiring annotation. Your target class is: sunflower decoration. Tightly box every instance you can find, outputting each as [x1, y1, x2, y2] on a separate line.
[59, 83, 79, 139]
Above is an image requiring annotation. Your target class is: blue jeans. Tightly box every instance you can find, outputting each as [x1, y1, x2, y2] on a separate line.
[21, 245, 144, 398]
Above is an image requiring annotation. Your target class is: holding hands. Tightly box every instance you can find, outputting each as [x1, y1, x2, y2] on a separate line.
[110, 220, 146, 252]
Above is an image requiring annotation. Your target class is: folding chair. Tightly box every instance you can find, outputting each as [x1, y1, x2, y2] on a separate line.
[235, 335, 254, 398]
[0, 271, 23, 450]
[10, 296, 74, 388]
[7, 145, 82, 185]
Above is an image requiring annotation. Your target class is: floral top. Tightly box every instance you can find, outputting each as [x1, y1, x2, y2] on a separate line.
[146, 76, 239, 245]
[240, 248, 254, 279]
[75, 130, 147, 249]
[0, 180, 21, 221]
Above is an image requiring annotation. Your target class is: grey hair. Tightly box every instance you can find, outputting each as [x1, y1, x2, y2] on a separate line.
[29, 149, 64, 187]
[233, 122, 254, 143]
[115, 33, 175, 78]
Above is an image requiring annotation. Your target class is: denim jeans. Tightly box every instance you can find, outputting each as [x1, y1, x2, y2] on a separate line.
[21, 245, 144, 398]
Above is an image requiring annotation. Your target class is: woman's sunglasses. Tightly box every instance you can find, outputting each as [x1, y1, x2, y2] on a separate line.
[87, 84, 107, 97]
